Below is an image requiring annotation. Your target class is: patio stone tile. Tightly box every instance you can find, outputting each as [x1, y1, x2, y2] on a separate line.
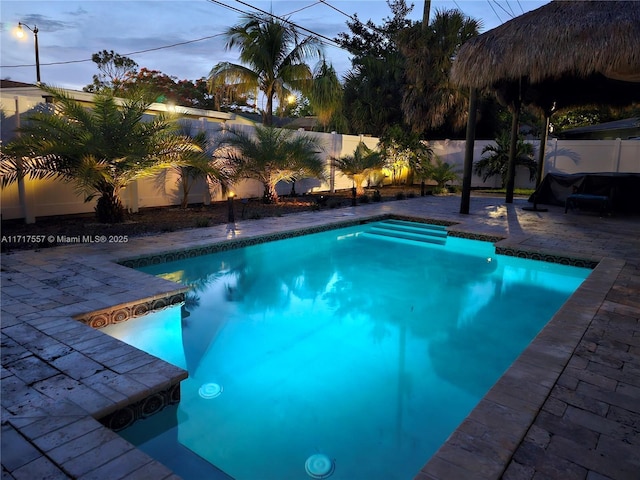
[0, 374, 48, 409]
[576, 381, 640, 413]
[606, 405, 640, 431]
[10, 455, 67, 480]
[29, 416, 103, 453]
[546, 434, 636, 480]
[413, 455, 478, 480]
[551, 375, 609, 415]
[16, 414, 90, 443]
[4, 355, 60, 384]
[563, 366, 618, 392]
[0, 424, 42, 471]
[51, 351, 105, 380]
[586, 361, 640, 389]
[541, 396, 568, 417]
[86, 371, 151, 405]
[1, 335, 32, 364]
[122, 461, 181, 480]
[31, 374, 110, 414]
[74, 444, 161, 480]
[502, 460, 536, 480]
[2, 302, 41, 315]
[532, 450, 589, 480]
[563, 405, 635, 438]
[429, 439, 506, 479]
[126, 367, 187, 390]
[105, 350, 160, 373]
[0, 284, 37, 298]
[29, 317, 77, 334]
[62, 436, 134, 478]
[47, 422, 125, 465]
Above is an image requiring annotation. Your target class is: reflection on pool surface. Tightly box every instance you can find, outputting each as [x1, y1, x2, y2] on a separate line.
[107, 221, 590, 480]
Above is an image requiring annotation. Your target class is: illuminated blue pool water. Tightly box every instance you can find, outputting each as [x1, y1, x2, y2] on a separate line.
[106, 220, 590, 480]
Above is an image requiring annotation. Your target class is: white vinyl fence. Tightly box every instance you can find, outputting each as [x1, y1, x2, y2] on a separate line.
[2, 120, 639, 222]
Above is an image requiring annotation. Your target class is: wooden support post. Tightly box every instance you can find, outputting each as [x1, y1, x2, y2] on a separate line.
[459, 88, 477, 215]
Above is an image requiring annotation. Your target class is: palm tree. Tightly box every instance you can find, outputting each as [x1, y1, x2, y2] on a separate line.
[0, 86, 201, 223]
[174, 126, 230, 208]
[215, 125, 325, 204]
[333, 142, 385, 195]
[407, 143, 435, 195]
[429, 157, 460, 194]
[398, 9, 480, 134]
[208, 14, 322, 126]
[308, 60, 343, 132]
[474, 131, 537, 188]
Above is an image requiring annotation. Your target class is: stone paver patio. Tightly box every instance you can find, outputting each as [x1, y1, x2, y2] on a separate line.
[2, 194, 639, 479]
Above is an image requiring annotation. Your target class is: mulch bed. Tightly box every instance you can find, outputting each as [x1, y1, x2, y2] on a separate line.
[1, 187, 426, 252]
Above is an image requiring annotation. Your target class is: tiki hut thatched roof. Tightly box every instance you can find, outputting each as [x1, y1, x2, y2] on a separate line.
[451, 0, 640, 109]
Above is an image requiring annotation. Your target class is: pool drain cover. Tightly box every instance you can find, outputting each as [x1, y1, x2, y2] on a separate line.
[305, 454, 334, 479]
[198, 383, 223, 399]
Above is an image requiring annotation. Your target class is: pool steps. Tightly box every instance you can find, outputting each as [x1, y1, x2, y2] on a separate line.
[362, 220, 448, 246]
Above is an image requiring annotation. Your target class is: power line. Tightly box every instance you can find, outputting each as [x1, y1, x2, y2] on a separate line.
[486, 0, 503, 23]
[207, 0, 343, 54]
[286, 1, 323, 16]
[504, 0, 517, 17]
[1, 33, 226, 69]
[318, 0, 356, 22]
[318, 0, 386, 34]
[491, 0, 515, 19]
[226, 0, 342, 47]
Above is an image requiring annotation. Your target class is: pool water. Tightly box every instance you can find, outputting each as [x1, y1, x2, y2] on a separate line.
[106, 220, 590, 480]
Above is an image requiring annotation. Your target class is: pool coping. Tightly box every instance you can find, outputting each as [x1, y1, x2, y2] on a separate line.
[100, 214, 611, 478]
[2, 198, 636, 480]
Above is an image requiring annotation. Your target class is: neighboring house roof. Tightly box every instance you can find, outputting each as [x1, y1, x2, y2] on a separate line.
[0, 82, 255, 126]
[0, 79, 36, 89]
[236, 112, 291, 127]
[558, 117, 640, 140]
[284, 116, 318, 131]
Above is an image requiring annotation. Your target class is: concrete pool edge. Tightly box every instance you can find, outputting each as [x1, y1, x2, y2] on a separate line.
[108, 215, 610, 479]
[103, 214, 611, 477]
[414, 256, 624, 479]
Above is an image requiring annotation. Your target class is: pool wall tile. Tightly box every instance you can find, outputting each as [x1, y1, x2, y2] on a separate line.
[74, 291, 187, 328]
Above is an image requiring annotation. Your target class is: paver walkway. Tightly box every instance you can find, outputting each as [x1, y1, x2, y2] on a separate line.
[2, 194, 639, 480]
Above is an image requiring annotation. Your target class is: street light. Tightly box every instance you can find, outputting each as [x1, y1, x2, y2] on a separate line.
[17, 23, 40, 83]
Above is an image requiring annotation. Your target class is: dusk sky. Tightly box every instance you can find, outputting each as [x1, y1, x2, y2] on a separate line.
[2, 0, 550, 99]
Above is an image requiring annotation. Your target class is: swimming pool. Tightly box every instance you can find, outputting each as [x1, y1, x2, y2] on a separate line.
[105, 219, 590, 480]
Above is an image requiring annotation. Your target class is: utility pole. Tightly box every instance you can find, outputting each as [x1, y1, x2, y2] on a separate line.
[423, 0, 431, 26]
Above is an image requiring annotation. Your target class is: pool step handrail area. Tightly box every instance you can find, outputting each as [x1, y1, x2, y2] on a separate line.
[363, 220, 448, 246]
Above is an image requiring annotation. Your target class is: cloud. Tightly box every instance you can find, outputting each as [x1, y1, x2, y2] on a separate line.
[18, 14, 76, 33]
[64, 6, 89, 16]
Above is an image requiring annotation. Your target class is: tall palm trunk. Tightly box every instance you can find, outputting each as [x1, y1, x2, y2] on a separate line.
[263, 182, 278, 204]
[264, 93, 274, 126]
[95, 184, 125, 223]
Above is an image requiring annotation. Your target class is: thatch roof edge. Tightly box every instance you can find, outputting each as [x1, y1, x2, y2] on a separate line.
[451, 1, 640, 89]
